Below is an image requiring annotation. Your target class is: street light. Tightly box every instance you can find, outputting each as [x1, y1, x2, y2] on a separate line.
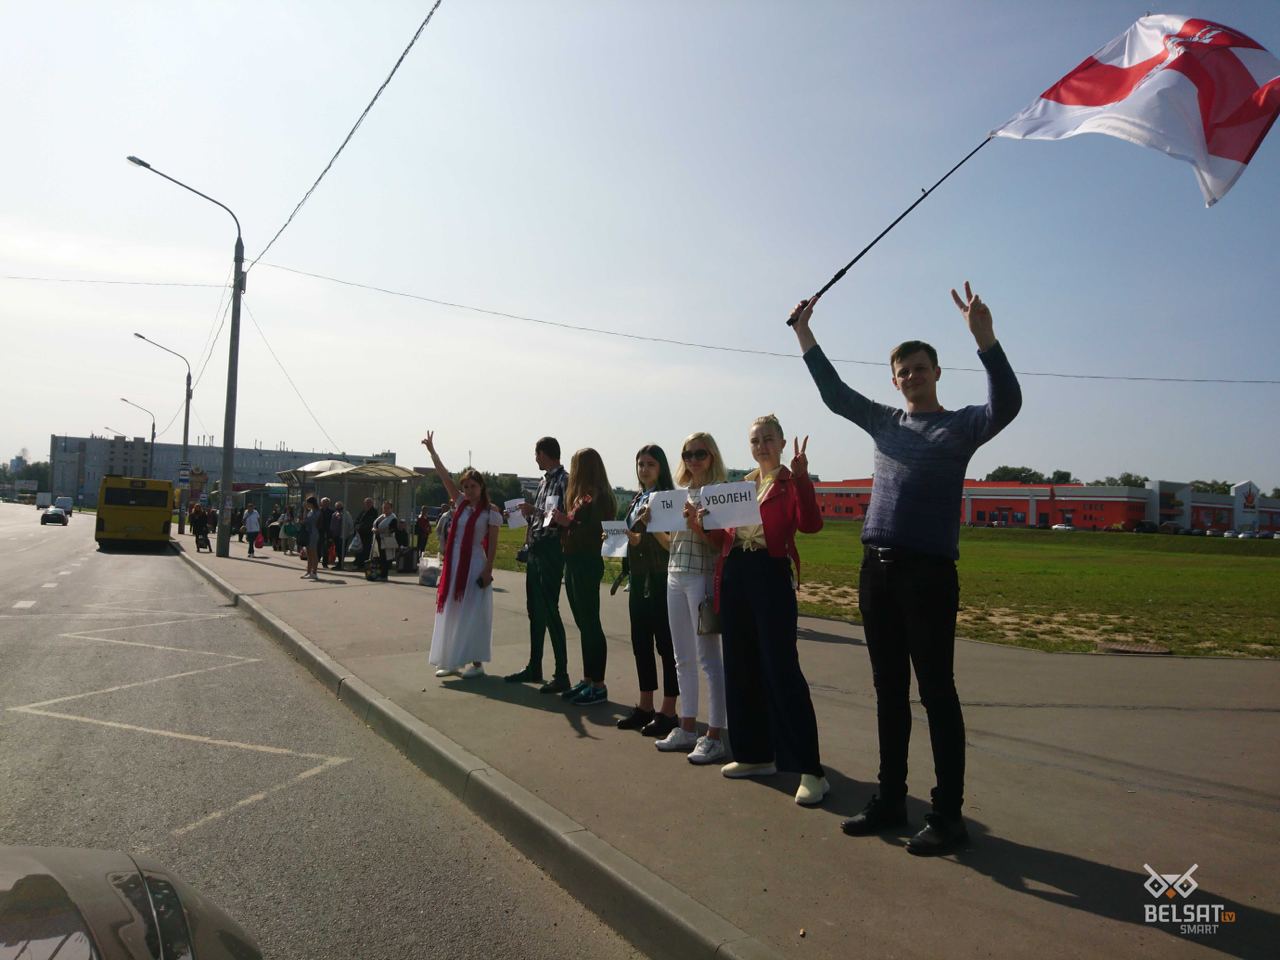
[127, 155, 244, 558]
[120, 398, 156, 478]
[135, 333, 192, 534]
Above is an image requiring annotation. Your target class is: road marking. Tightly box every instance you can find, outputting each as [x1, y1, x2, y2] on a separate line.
[169, 757, 350, 838]
[41, 583, 57, 589]
[7, 595, 351, 849]
[12, 601, 35, 609]
[58, 571, 70, 575]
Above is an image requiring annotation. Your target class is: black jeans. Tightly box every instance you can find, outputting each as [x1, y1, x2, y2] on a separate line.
[858, 546, 964, 816]
[564, 552, 607, 683]
[629, 573, 678, 697]
[721, 549, 823, 776]
[525, 539, 567, 680]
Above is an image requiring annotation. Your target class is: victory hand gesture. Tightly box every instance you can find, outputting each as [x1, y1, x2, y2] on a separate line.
[951, 281, 996, 351]
[421, 431, 437, 455]
[790, 436, 810, 477]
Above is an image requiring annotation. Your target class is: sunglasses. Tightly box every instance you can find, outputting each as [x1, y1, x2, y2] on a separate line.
[681, 449, 710, 462]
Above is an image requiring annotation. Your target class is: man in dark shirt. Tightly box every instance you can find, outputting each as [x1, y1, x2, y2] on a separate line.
[792, 281, 1021, 855]
[505, 436, 570, 693]
[354, 497, 377, 569]
[317, 497, 334, 568]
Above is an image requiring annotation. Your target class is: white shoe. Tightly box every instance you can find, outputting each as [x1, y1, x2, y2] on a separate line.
[434, 667, 458, 678]
[720, 761, 777, 779]
[459, 663, 484, 679]
[687, 736, 726, 765]
[655, 727, 699, 752]
[795, 774, 830, 806]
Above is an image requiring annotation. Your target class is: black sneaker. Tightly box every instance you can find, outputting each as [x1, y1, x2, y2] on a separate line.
[840, 795, 908, 836]
[617, 706, 655, 731]
[504, 666, 543, 684]
[905, 813, 969, 856]
[538, 676, 571, 695]
[640, 712, 679, 739]
[560, 679, 590, 701]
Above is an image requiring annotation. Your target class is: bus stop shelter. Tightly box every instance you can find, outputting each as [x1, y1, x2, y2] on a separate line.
[309, 463, 417, 518]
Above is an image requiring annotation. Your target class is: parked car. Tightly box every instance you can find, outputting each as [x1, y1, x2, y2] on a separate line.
[1238, 531, 1256, 540]
[54, 495, 74, 516]
[1133, 521, 1159, 534]
[0, 845, 262, 959]
[1051, 523, 1075, 532]
[1206, 528, 1223, 537]
[40, 507, 68, 526]
[1258, 531, 1275, 539]
[1158, 522, 1182, 535]
[1223, 530, 1238, 538]
[1190, 528, 1206, 536]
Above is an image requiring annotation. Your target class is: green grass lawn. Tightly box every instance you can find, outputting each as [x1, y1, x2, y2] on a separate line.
[489, 522, 1279, 658]
[796, 523, 1279, 658]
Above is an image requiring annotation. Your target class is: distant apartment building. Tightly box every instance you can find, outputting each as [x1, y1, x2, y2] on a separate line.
[813, 478, 1279, 533]
[49, 434, 396, 506]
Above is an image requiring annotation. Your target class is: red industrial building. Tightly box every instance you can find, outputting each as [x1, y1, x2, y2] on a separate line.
[813, 478, 1280, 533]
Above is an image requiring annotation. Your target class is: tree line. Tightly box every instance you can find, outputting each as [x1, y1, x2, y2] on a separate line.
[983, 466, 1279, 497]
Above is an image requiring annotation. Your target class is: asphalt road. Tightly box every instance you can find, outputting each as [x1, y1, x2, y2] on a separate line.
[0, 504, 644, 960]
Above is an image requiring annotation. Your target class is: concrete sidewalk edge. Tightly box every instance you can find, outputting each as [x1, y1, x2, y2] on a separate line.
[175, 546, 783, 960]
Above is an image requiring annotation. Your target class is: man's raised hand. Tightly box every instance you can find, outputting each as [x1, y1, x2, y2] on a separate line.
[951, 281, 996, 351]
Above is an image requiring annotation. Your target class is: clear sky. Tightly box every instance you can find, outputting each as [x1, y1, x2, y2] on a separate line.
[3, 1, 1278, 490]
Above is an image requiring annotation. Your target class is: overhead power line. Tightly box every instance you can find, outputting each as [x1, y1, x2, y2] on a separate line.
[242, 301, 342, 452]
[259, 262, 1280, 386]
[248, 0, 447, 270]
[1, 273, 226, 288]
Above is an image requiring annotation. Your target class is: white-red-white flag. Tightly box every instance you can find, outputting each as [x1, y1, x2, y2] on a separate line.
[993, 15, 1280, 205]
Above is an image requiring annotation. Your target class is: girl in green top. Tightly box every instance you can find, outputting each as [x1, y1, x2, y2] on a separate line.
[550, 447, 616, 706]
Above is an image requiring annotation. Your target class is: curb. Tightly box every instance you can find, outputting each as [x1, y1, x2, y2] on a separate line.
[176, 546, 783, 960]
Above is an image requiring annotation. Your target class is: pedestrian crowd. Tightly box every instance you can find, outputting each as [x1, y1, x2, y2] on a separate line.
[189, 283, 1020, 855]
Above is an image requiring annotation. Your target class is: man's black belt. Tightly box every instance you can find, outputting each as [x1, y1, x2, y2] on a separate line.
[863, 544, 946, 564]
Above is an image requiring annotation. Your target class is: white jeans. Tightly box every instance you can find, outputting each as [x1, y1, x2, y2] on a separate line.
[666, 571, 726, 729]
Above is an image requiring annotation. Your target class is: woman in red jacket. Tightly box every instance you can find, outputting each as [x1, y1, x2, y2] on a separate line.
[696, 413, 828, 807]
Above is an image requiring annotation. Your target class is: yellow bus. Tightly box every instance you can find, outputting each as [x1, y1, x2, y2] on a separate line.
[96, 476, 174, 548]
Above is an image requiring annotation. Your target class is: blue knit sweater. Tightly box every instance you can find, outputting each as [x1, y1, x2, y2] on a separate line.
[803, 342, 1022, 559]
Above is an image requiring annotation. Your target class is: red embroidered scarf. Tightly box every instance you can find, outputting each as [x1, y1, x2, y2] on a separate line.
[436, 498, 488, 613]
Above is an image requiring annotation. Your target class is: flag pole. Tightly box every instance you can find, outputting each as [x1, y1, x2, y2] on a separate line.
[788, 136, 993, 324]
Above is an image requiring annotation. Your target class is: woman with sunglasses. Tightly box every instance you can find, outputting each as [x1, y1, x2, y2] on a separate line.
[616, 444, 680, 737]
[652, 432, 728, 764]
[699, 414, 827, 805]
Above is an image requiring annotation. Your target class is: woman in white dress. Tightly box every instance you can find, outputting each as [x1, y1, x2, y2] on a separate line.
[422, 432, 502, 680]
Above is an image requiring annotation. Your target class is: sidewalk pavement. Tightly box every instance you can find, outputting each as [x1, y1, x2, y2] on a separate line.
[177, 536, 1278, 960]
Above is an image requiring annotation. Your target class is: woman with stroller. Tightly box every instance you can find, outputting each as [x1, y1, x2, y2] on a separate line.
[191, 505, 211, 552]
[421, 432, 502, 680]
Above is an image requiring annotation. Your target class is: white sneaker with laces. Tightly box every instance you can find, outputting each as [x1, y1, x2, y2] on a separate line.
[435, 667, 458, 678]
[459, 663, 484, 679]
[687, 736, 726, 765]
[655, 727, 699, 752]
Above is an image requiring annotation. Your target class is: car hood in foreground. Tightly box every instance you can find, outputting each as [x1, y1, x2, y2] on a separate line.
[0, 846, 261, 960]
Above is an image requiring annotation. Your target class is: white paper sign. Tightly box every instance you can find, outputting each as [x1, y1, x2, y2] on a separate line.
[698, 481, 761, 530]
[541, 495, 559, 528]
[644, 489, 689, 533]
[601, 520, 629, 558]
[504, 498, 527, 528]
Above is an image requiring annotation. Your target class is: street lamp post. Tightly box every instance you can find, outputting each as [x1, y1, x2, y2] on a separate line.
[120, 398, 156, 478]
[135, 334, 192, 534]
[128, 155, 244, 558]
